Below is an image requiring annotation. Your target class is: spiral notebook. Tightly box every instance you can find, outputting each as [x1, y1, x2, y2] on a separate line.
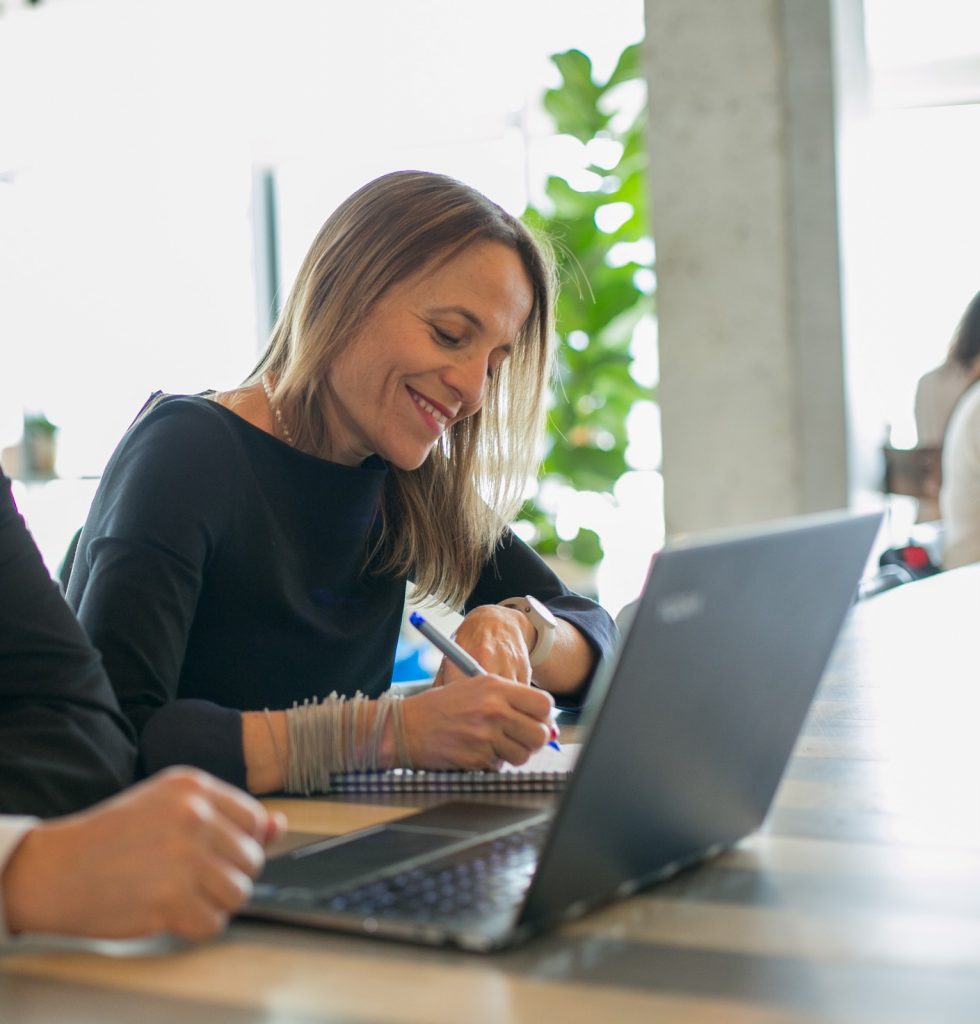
[327, 744, 580, 795]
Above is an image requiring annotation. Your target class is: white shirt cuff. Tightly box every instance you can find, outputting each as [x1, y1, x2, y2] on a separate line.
[0, 816, 39, 942]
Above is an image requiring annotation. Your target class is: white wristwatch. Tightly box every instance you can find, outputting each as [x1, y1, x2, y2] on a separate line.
[499, 595, 557, 667]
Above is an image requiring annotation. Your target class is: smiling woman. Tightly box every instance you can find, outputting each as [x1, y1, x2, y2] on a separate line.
[65, 171, 618, 798]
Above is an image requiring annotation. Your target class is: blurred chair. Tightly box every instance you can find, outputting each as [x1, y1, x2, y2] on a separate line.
[860, 446, 945, 600]
[882, 444, 942, 521]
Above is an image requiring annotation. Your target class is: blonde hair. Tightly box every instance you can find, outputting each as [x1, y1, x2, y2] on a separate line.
[245, 171, 556, 608]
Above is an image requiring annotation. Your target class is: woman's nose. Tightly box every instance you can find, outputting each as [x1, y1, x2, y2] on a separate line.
[443, 352, 489, 409]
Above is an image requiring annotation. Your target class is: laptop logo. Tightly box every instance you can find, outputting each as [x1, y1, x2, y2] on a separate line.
[655, 591, 705, 624]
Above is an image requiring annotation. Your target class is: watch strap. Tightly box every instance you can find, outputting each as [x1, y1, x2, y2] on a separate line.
[499, 595, 556, 668]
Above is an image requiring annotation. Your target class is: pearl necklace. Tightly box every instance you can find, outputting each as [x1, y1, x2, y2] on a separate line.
[261, 372, 294, 447]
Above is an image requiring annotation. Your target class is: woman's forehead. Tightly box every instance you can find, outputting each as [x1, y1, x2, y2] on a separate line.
[399, 242, 534, 328]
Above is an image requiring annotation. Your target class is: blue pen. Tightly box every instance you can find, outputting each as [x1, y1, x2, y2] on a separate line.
[408, 611, 561, 751]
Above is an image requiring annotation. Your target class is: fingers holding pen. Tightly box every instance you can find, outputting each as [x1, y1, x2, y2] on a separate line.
[406, 610, 557, 768]
[402, 674, 554, 771]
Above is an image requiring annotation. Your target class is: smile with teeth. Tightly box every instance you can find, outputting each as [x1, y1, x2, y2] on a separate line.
[408, 388, 451, 429]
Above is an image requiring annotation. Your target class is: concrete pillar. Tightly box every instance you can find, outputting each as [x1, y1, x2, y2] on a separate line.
[644, 0, 854, 535]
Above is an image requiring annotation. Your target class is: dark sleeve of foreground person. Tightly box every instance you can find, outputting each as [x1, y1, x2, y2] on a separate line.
[0, 470, 137, 817]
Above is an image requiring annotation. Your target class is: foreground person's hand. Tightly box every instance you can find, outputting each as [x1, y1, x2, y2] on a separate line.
[2, 767, 286, 942]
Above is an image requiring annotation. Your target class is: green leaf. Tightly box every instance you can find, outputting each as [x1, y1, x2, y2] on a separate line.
[605, 42, 644, 90]
[568, 528, 603, 566]
[544, 50, 608, 141]
[551, 49, 598, 97]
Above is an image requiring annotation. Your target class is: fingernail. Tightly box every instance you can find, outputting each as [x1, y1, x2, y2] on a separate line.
[550, 724, 560, 741]
[243, 836, 265, 871]
[266, 812, 288, 843]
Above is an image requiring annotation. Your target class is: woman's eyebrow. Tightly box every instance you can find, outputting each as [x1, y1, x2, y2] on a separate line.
[429, 305, 485, 331]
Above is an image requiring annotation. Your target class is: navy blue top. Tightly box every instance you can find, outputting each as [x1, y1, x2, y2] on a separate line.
[0, 470, 136, 816]
[67, 396, 617, 788]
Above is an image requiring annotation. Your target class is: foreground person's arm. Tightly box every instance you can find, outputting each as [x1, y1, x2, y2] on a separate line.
[0, 470, 136, 816]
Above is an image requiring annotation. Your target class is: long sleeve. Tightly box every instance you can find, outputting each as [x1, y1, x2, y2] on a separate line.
[66, 399, 247, 785]
[66, 396, 397, 787]
[0, 472, 136, 817]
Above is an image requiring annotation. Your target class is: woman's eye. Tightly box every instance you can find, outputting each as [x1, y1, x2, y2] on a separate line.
[433, 328, 461, 347]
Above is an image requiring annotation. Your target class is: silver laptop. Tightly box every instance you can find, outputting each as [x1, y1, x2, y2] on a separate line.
[246, 510, 881, 951]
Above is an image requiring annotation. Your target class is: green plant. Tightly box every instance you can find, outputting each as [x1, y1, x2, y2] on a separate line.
[520, 42, 655, 565]
[23, 412, 57, 437]
[21, 411, 58, 479]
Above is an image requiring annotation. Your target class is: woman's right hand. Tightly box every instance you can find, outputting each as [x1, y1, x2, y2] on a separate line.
[400, 676, 554, 770]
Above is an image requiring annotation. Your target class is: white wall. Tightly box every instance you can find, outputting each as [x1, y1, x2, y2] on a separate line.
[0, 0, 644, 479]
[1, 0, 654, 608]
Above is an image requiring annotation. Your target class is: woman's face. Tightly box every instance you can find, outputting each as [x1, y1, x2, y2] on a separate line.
[323, 240, 534, 470]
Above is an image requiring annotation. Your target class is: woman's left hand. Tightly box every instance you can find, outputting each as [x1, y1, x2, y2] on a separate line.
[433, 604, 535, 686]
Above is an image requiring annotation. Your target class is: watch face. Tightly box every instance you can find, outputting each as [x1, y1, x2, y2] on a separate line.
[526, 593, 557, 627]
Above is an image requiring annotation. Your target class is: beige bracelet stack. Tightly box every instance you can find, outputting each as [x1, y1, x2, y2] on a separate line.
[271, 690, 412, 795]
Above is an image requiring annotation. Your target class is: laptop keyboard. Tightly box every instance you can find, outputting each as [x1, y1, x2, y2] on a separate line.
[316, 819, 549, 923]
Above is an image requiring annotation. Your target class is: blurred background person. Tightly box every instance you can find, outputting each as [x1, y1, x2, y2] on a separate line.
[914, 290, 980, 449]
[940, 377, 980, 569]
[913, 290, 980, 521]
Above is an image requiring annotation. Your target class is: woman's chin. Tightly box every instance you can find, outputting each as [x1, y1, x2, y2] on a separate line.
[387, 446, 435, 472]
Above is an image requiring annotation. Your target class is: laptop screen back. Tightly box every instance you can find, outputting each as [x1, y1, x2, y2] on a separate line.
[519, 511, 881, 931]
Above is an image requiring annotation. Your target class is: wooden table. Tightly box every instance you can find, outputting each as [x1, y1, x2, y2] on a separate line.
[4, 568, 980, 1023]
